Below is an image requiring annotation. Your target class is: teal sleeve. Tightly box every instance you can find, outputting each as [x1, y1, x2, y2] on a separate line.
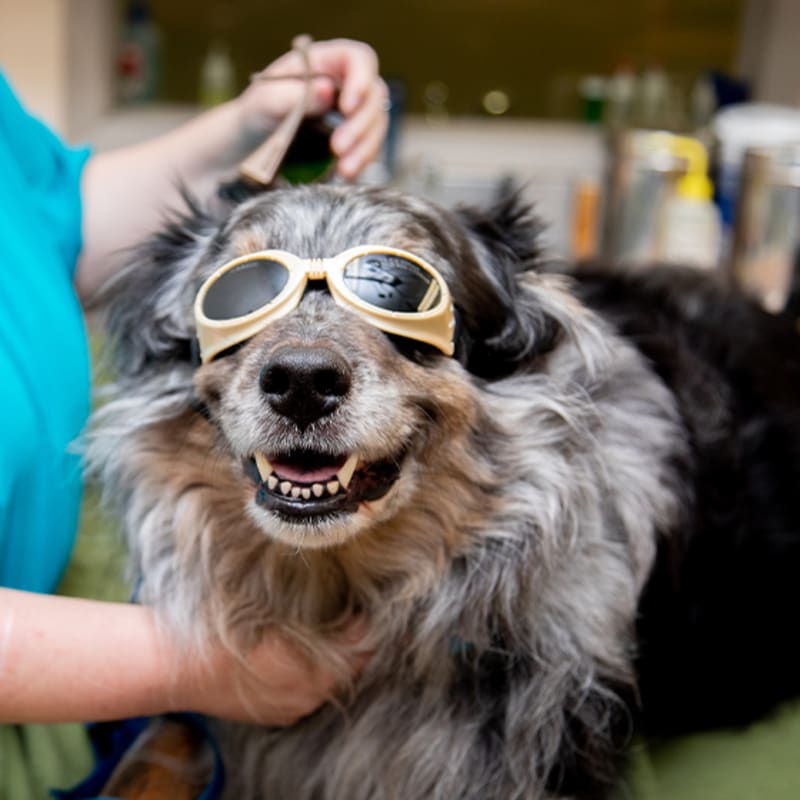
[0, 72, 92, 593]
[0, 72, 90, 276]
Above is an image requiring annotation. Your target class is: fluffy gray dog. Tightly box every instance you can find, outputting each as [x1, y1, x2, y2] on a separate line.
[88, 182, 800, 799]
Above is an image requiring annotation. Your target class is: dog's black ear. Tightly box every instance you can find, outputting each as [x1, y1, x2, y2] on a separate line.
[216, 176, 273, 205]
[457, 181, 544, 271]
[454, 184, 562, 379]
[98, 190, 221, 377]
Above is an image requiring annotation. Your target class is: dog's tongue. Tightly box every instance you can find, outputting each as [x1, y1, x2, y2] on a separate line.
[270, 459, 343, 484]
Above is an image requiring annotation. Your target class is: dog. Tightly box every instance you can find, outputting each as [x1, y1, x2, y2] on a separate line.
[88, 181, 800, 799]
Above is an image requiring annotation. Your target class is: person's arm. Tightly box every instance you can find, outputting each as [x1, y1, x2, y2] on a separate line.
[0, 588, 364, 725]
[76, 38, 388, 302]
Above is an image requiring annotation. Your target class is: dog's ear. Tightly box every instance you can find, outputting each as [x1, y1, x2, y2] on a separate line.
[98, 190, 221, 377]
[454, 185, 562, 379]
[457, 181, 544, 270]
[216, 176, 274, 205]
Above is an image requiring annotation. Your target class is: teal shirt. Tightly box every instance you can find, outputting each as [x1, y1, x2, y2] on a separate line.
[0, 73, 91, 592]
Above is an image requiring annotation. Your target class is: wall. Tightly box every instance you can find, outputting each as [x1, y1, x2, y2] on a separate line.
[737, 0, 800, 106]
[0, 0, 115, 137]
[143, 0, 745, 118]
[0, 0, 68, 129]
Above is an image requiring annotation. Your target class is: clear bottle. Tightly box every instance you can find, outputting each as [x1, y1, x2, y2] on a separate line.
[199, 42, 236, 107]
[604, 63, 636, 131]
[656, 136, 722, 270]
[118, 0, 161, 104]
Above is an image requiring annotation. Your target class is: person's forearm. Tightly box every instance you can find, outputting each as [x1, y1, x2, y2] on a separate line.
[0, 587, 366, 726]
[76, 97, 262, 302]
[0, 588, 176, 723]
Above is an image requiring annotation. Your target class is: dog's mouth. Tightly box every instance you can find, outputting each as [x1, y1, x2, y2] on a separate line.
[245, 448, 404, 521]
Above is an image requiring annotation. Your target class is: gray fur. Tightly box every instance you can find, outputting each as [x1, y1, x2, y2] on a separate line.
[87, 185, 687, 799]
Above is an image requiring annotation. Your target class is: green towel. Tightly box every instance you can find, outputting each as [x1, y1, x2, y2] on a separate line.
[0, 724, 94, 800]
[622, 698, 800, 800]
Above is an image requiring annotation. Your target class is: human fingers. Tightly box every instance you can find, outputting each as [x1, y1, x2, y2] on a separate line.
[306, 39, 381, 118]
[243, 619, 372, 725]
[251, 38, 379, 118]
[238, 41, 336, 135]
[177, 613, 373, 727]
[332, 80, 390, 179]
[272, 39, 388, 178]
[237, 39, 381, 150]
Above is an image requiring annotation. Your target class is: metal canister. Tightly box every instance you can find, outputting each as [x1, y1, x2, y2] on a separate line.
[731, 144, 800, 312]
[601, 130, 691, 267]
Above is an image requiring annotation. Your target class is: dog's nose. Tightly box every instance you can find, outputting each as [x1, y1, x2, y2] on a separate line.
[259, 345, 352, 429]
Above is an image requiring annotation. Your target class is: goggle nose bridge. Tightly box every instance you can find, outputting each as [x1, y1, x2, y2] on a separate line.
[305, 257, 330, 282]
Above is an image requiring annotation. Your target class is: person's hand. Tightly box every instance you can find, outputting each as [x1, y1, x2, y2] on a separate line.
[78, 38, 388, 299]
[173, 617, 371, 725]
[236, 38, 390, 180]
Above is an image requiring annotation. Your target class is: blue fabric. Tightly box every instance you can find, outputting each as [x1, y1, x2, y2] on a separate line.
[52, 715, 226, 800]
[50, 718, 150, 800]
[0, 72, 91, 592]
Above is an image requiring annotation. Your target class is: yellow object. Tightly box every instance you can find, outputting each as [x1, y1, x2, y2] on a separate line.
[572, 179, 601, 259]
[670, 135, 713, 201]
[652, 133, 721, 269]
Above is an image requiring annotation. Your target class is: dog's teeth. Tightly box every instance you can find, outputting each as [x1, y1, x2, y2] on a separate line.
[291, 486, 302, 499]
[326, 480, 340, 495]
[267, 475, 278, 490]
[280, 481, 292, 496]
[301, 488, 311, 500]
[312, 483, 325, 497]
[336, 453, 359, 489]
[254, 452, 273, 482]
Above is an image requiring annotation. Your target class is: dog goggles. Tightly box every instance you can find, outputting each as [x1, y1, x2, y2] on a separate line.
[194, 246, 456, 363]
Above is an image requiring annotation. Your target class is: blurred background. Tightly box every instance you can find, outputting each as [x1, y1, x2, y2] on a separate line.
[3, 0, 800, 312]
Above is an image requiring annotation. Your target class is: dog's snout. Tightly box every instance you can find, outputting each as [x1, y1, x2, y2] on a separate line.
[259, 345, 352, 428]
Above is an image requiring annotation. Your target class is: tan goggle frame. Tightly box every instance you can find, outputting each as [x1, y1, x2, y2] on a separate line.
[194, 245, 456, 363]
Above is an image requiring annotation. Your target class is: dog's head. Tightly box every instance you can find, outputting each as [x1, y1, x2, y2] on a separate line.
[100, 183, 562, 552]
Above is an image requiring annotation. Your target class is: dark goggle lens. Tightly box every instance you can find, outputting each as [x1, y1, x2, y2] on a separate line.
[202, 258, 289, 320]
[342, 253, 442, 314]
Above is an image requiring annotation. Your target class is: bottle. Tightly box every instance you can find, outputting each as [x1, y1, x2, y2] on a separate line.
[689, 73, 717, 137]
[199, 42, 236, 107]
[656, 136, 721, 270]
[578, 75, 607, 125]
[632, 66, 671, 130]
[571, 179, 601, 260]
[118, 0, 161, 104]
[604, 62, 636, 131]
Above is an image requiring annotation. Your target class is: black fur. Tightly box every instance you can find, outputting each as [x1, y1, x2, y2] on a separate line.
[573, 267, 800, 734]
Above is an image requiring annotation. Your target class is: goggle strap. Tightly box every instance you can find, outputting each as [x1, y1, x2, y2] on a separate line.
[452, 308, 472, 365]
[190, 336, 202, 367]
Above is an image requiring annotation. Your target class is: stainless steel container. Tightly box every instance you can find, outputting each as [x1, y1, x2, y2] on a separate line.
[731, 144, 800, 312]
[601, 130, 691, 267]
